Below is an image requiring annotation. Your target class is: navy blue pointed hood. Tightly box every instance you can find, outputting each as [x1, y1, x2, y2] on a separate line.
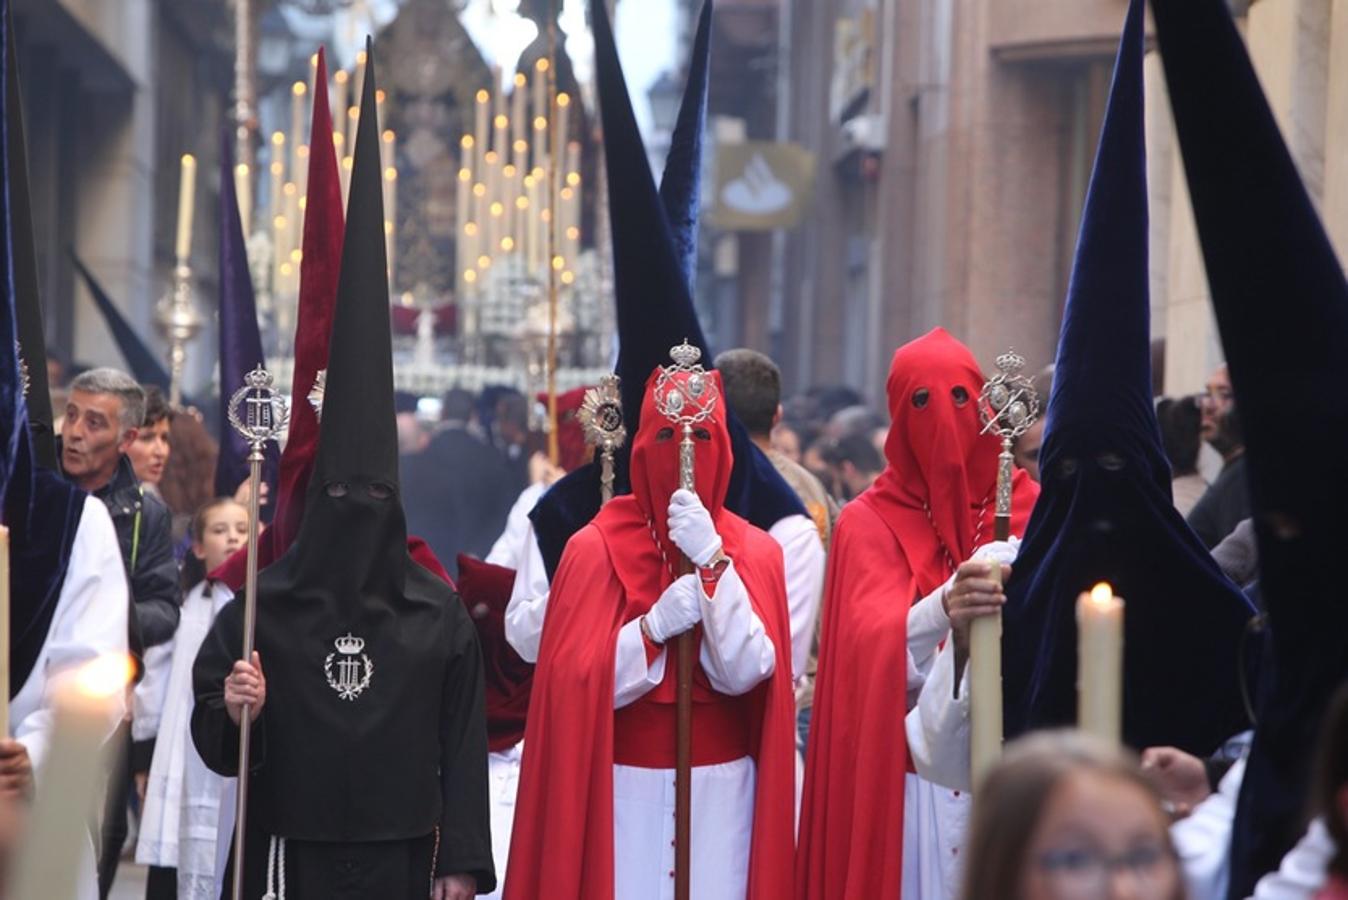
[70, 253, 173, 391]
[529, 0, 802, 577]
[1151, 0, 1348, 893]
[0, 1, 86, 697]
[658, 0, 711, 290]
[1002, 0, 1255, 756]
[214, 128, 279, 511]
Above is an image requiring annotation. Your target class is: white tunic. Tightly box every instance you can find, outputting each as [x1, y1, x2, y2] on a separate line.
[610, 562, 776, 900]
[504, 512, 823, 676]
[482, 743, 523, 900]
[11, 497, 129, 900]
[136, 581, 235, 900]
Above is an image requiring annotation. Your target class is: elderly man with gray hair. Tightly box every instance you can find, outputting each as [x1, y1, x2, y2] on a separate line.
[59, 367, 179, 897]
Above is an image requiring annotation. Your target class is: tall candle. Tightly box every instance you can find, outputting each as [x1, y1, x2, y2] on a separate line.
[174, 153, 197, 263]
[290, 81, 307, 178]
[382, 129, 397, 175]
[332, 69, 349, 130]
[269, 131, 285, 211]
[340, 155, 353, 210]
[11, 655, 132, 900]
[1077, 583, 1125, 743]
[554, 92, 571, 172]
[511, 73, 527, 150]
[348, 51, 366, 150]
[234, 164, 252, 238]
[0, 526, 9, 737]
[474, 89, 490, 172]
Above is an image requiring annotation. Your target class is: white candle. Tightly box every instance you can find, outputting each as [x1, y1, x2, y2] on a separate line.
[234, 164, 252, 238]
[331, 69, 349, 131]
[969, 561, 1003, 788]
[290, 81, 307, 180]
[554, 92, 571, 172]
[173, 154, 196, 263]
[474, 89, 490, 173]
[10, 655, 132, 900]
[384, 166, 398, 288]
[382, 129, 397, 176]
[1078, 583, 1125, 743]
[0, 526, 9, 737]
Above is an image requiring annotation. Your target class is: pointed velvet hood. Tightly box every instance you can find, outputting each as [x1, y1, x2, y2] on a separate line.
[658, 0, 712, 290]
[219, 46, 491, 861]
[529, 0, 802, 577]
[212, 46, 345, 591]
[1001, 0, 1255, 756]
[1152, 0, 1348, 892]
[70, 253, 172, 391]
[7, 15, 53, 469]
[0, 1, 86, 697]
[214, 128, 279, 506]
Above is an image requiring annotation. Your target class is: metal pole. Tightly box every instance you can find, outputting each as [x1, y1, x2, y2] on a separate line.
[234, 0, 257, 210]
[674, 422, 695, 900]
[230, 444, 264, 900]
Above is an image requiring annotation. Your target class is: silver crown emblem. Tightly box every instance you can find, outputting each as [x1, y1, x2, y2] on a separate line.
[994, 349, 1027, 377]
[668, 340, 702, 368]
[979, 346, 1039, 440]
[244, 366, 275, 390]
[333, 633, 365, 655]
[325, 632, 374, 701]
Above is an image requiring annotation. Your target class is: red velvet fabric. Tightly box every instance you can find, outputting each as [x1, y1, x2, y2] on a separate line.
[504, 368, 796, 900]
[213, 50, 346, 589]
[536, 387, 590, 473]
[796, 329, 1039, 899]
[455, 554, 533, 752]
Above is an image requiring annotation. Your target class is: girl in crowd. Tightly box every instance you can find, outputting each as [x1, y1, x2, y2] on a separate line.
[961, 730, 1185, 900]
[136, 497, 248, 899]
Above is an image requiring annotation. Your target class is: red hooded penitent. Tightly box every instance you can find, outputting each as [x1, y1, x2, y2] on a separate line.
[795, 328, 1039, 899]
[505, 367, 797, 900]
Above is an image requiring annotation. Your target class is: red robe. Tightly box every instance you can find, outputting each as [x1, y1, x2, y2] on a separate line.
[504, 505, 796, 899]
[796, 328, 1040, 899]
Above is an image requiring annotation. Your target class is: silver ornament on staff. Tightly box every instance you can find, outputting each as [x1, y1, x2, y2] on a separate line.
[969, 349, 1040, 787]
[577, 374, 627, 505]
[224, 365, 289, 900]
[652, 340, 719, 900]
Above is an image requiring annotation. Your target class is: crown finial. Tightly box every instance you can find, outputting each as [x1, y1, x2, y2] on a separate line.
[334, 633, 365, 655]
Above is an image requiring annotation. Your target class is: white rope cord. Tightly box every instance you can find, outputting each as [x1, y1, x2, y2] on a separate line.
[262, 835, 287, 900]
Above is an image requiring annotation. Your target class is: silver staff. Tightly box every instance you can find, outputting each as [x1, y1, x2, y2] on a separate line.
[225, 365, 288, 900]
[652, 340, 720, 900]
[578, 374, 627, 505]
[970, 349, 1041, 785]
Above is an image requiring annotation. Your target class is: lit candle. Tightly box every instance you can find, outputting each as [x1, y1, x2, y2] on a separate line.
[1077, 582, 1125, 743]
[10, 655, 132, 900]
[234, 163, 252, 238]
[340, 156, 353, 210]
[290, 81, 307, 179]
[474, 88, 490, 173]
[349, 50, 366, 149]
[174, 153, 197, 263]
[381, 129, 397, 175]
[0, 526, 9, 736]
[533, 59, 548, 130]
[376, 88, 387, 134]
[554, 92, 571, 173]
[283, 181, 299, 270]
[969, 584, 1002, 786]
[457, 164, 472, 292]
[269, 131, 285, 212]
[332, 69, 349, 133]
[511, 72, 527, 150]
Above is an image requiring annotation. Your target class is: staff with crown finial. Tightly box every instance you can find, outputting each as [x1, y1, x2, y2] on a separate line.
[652, 341, 721, 900]
[972, 349, 1040, 786]
[578, 374, 627, 505]
[224, 365, 288, 900]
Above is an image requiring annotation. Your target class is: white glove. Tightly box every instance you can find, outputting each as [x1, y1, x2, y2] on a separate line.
[667, 489, 722, 567]
[970, 536, 1021, 568]
[643, 574, 704, 644]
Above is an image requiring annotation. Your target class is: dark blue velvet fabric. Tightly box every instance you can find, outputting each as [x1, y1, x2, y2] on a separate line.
[1151, 0, 1348, 893]
[70, 252, 174, 391]
[529, 0, 802, 577]
[0, 6, 85, 694]
[1002, 0, 1256, 756]
[213, 129, 279, 513]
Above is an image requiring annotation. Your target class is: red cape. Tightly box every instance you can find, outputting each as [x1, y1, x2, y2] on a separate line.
[456, 555, 533, 752]
[795, 470, 1037, 899]
[504, 499, 796, 900]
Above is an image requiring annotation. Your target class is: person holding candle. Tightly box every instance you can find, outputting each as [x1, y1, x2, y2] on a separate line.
[192, 46, 494, 899]
[2, 21, 131, 893]
[1000, 0, 1254, 766]
[796, 327, 1037, 900]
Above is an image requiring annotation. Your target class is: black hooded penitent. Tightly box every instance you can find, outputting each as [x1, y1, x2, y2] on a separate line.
[192, 40, 495, 894]
[1001, 0, 1255, 755]
[1151, 0, 1348, 893]
[529, 0, 803, 576]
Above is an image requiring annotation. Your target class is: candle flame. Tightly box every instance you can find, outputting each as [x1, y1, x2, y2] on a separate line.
[477, 89, 490, 104]
[356, 50, 368, 65]
[235, 163, 249, 177]
[461, 135, 474, 149]
[292, 81, 307, 97]
[181, 153, 196, 168]
[464, 269, 478, 284]
[534, 116, 547, 132]
[1090, 583, 1114, 605]
[561, 270, 575, 285]
[536, 59, 550, 73]
[514, 73, 527, 87]
[75, 654, 135, 700]
[557, 92, 571, 108]
[376, 89, 387, 104]
[290, 249, 302, 263]
[494, 115, 508, 130]
[335, 70, 349, 85]
[272, 131, 285, 146]
[384, 167, 398, 182]
[516, 197, 529, 210]
[459, 168, 472, 182]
